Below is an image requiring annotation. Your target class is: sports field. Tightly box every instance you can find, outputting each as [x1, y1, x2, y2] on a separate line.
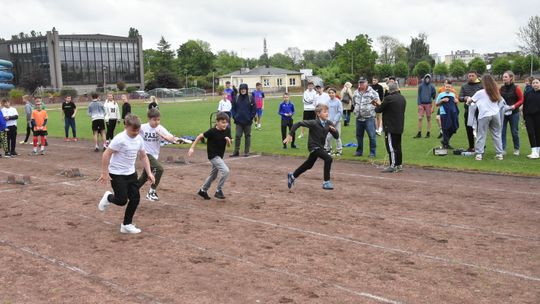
[1, 137, 539, 303]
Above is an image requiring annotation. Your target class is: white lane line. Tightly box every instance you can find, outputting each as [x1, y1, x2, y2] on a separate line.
[0, 238, 162, 304]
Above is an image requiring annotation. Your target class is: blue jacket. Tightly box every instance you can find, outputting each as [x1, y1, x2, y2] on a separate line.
[417, 74, 436, 105]
[0, 112, 6, 130]
[278, 101, 295, 120]
[231, 93, 256, 125]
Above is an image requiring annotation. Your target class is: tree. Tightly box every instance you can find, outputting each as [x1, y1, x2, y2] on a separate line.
[177, 40, 215, 76]
[433, 62, 448, 79]
[19, 70, 48, 92]
[449, 59, 467, 79]
[145, 36, 176, 74]
[146, 71, 180, 89]
[377, 35, 403, 64]
[269, 53, 294, 70]
[128, 27, 139, 38]
[302, 49, 333, 73]
[468, 57, 487, 75]
[214, 50, 243, 74]
[512, 55, 529, 77]
[412, 61, 431, 78]
[374, 64, 393, 79]
[517, 15, 540, 56]
[334, 34, 378, 80]
[284, 47, 303, 67]
[318, 64, 341, 86]
[258, 53, 270, 68]
[394, 61, 408, 78]
[492, 57, 512, 77]
[406, 33, 431, 72]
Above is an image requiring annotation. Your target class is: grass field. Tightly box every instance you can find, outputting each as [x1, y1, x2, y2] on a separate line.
[15, 88, 540, 176]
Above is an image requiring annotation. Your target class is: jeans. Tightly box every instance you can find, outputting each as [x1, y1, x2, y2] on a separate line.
[64, 117, 77, 138]
[502, 111, 520, 150]
[202, 156, 230, 192]
[293, 148, 333, 181]
[137, 154, 163, 190]
[234, 123, 252, 154]
[343, 109, 352, 125]
[355, 118, 376, 156]
[475, 114, 503, 155]
[108, 172, 140, 225]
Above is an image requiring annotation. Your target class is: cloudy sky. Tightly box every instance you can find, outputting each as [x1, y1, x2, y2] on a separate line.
[2, 0, 535, 60]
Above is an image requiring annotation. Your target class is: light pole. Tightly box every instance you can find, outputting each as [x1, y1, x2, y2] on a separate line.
[212, 69, 215, 97]
[102, 66, 107, 93]
[531, 54, 534, 76]
[185, 70, 188, 89]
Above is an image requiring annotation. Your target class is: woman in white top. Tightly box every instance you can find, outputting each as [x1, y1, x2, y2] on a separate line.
[466, 75, 505, 160]
[104, 93, 120, 143]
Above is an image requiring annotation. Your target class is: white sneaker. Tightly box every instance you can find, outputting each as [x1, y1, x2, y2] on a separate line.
[527, 148, 540, 159]
[98, 191, 112, 211]
[146, 190, 159, 201]
[513, 149, 520, 156]
[120, 223, 141, 234]
[495, 154, 504, 160]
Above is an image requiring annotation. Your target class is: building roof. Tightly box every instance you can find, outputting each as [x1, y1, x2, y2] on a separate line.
[221, 66, 302, 77]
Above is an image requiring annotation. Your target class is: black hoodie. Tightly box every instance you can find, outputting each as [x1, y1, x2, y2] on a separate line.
[231, 83, 256, 125]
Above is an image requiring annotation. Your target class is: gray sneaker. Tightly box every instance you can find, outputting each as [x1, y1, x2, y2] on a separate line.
[381, 166, 397, 173]
[98, 191, 112, 211]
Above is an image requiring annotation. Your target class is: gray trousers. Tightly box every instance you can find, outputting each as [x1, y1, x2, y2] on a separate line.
[234, 124, 252, 154]
[475, 114, 503, 155]
[201, 156, 229, 192]
[325, 122, 342, 152]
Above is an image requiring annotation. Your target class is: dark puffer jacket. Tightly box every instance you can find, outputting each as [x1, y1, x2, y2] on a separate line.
[231, 83, 256, 125]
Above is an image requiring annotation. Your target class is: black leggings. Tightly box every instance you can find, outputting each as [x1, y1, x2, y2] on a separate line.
[108, 172, 140, 225]
[525, 113, 540, 147]
[106, 119, 117, 141]
[293, 148, 333, 181]
[24, 121, 32, 143]
[6, 125, 17, 154]
[281, 120, 295, 146]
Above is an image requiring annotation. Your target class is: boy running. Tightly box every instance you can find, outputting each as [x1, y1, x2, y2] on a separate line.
[98, 114, 155, 234]
[284, 104, 339, 190]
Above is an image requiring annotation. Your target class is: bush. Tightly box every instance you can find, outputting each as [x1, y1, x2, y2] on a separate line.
[60, 87, 78, 98]
[126, 86, 139, 93]
[116, 81, 126, 91]
[9, 88, 25, 104]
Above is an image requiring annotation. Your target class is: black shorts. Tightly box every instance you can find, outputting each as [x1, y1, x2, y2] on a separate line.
[32, 130, 48, 137]
[303, 110, 316, 120]
[92, 119, 105, 132]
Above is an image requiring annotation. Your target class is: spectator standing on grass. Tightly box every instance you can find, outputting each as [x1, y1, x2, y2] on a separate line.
[500, 70, 524, 156]
[188, 112, 232, 200]
[284, 104, 339, 190]
[1, 99, 19, 157]
[104, 93, 120, 144]
[466, 75, 506, 161]
[414, 74, 436, 139]
[523, 78, 540, 159]
[30, 99, 48, 155]
[98, 114, 155, 234]
[278, 92, 296, 149]
[370, 77, 385, 136]
[224, 81, 236, 103]
[314, 85, 330, 106]
[0, 104, 7, 157]
[459, 71, 483, 152]
[121, 94, 131, 121]
[524, 77, 534, 96]
[436, 79, 459, 139]
[324, 88, 343, 156]
[62, 95, 78, 142]
[299, 81, 317, 138]
[353, 77, 380, 157]
[20, 95, 33, 145]
[374, 82, 406, 173]
[217, 91, 232, 118]
[148, 95, 159, 110]
[252, 82, 265, 130]
[87, 92, 107, 152]
[230, 83, 256, 157]
[340, 82, 354, 126]
[435, 81, 460, 149]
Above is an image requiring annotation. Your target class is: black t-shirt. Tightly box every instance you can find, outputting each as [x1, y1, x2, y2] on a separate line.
[62, 101, 76, 117]
[203, 127, 231, 159]
[148, 102, 158, 110]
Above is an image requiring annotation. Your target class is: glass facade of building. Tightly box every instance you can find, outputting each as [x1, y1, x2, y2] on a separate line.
[7, 39, 50, 86]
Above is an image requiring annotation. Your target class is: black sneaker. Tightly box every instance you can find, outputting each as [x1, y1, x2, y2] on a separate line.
[287, 172, 295, 189]
[197, 189, 211, 200]
[425, 132, 431, 138]
[214, 190, 226, 199]
[243, 153, 250, 157]
[413, 132, 422, 138]
[291, 144, 297, 149]
[437, 131, 443, 139]
[229, 152, 240, 157]
[94, 147, 99, 152]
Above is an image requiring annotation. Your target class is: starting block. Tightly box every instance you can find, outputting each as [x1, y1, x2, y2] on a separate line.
[61, 168, 84, 178]
[6, 175, 32, 185]
[166, 156, 190, 164]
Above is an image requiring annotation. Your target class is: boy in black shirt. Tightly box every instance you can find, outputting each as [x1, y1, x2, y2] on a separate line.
[188, 112, 232, 199]
[284, 104, 339, 190]
[61, 95, 77, 141]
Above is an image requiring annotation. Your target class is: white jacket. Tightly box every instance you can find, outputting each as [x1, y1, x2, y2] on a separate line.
[104, 100, 120, 121]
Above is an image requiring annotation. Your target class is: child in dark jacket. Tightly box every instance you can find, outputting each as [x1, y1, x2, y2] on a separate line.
[284, 104, 339, 190]
[230, 83, 256, 157]
[278, 92, 296, 149]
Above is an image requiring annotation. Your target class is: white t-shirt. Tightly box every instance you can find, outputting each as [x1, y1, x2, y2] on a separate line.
[1, 107, 19, 127]
[139, 123, 173, 159]
[104, 100, 120, 120]
[303, 89, 317, 111]
[315, 92, 330, 107]
[108, 131, 145, 175]
[217, 99, 232, 112]
[471, 90, 503, 120]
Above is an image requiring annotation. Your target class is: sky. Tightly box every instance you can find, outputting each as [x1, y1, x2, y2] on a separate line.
[2, 0, 535, 61]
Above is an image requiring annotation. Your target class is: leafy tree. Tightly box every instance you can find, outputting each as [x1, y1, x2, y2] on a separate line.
[177, 39, 215, 76]
[492, 57, 512, 77]
[284, 47, 303, 67]
[269, 53, 294, 70]
[334, 34, 378, 80]
[116, 81, 126, 91]
[318, 64, 341, 86]
[412, 61, 431, 78]
[128, 27, 139, 38]
[517, 15, 540, 56]
[144, 36, 176, 75]
[214, 50, 243, 74]
[374, 64, 393, 79]
[468, 57, 487, 75]
[449, 59, 467, 79]
[19, 70, 48, 92]
[146, 71, 179, 89]
[433, 62, 448, 78]
[377, 35, 404, 64]
[393, 61, 408, 78]
[512, 55, 529, 77]
[406, 33, 431, 72]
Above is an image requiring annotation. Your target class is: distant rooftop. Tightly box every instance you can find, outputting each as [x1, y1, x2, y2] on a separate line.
[222, 66, 302, 77]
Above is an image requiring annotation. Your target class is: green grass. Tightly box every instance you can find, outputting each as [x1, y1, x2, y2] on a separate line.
[15, 89, 540, 176]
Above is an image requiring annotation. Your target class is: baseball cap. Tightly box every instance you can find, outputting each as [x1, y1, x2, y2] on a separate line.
[358, 77, 367, 83]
